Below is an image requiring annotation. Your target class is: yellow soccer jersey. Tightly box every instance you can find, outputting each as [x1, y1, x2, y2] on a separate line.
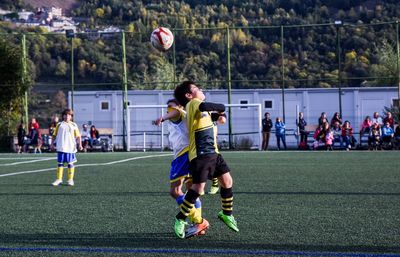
[53, 121, 81, 153]
[185, 98, 219, 161]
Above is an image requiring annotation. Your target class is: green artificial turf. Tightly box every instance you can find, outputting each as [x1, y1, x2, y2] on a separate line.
[0, 151, 399, 257]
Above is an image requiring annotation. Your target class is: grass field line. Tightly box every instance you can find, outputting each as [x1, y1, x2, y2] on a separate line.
[0, 157, 54, 160]
[0, 153, 172, 178]
[0, 157, 55, 166]
[0, 247, 399, 257]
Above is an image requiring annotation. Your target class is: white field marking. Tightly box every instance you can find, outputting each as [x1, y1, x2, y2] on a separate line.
[0, 153, 172, 178]
[0, 157, 55, 166]
[0, 157, 54, 160]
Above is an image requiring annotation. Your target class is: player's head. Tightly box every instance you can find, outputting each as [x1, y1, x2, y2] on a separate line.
[166, 99, 179, 108]
[174, 81, 205, 106]
[62, 109, 73, 122]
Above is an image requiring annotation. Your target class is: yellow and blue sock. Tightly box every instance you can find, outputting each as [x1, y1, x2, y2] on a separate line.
[67, 164, 75, 181]
[56, 166, 63, 180]
[176, 189, 200, 220]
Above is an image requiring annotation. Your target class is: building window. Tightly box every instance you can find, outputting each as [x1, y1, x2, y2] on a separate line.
[240, 100, 248, 109]
[100, 101, 110, 111]
[264, 100, 273, 109]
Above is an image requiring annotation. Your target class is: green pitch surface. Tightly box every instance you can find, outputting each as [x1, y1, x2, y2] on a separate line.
[0, 151, 399, 257]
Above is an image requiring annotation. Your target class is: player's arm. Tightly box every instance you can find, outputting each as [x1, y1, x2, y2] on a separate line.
[154, 108, 180, 126]
[74, 126, 83, 151]
[199, 102, 225, 113]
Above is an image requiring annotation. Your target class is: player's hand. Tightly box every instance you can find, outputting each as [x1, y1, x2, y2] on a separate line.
[217, 115, 226, 125]
[154, 117, 163, 126]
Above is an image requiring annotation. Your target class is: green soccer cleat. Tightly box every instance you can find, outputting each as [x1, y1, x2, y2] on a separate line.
[174, 218, 187, 239]
[208, 185, 219, 195]
[218, 211, 239, 232]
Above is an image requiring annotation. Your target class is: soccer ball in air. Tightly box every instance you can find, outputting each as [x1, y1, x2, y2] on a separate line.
[150, 27, 174, 51]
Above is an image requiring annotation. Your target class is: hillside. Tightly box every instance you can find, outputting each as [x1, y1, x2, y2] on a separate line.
[23, 0, 78, 14]
[1, 0, 399, 91]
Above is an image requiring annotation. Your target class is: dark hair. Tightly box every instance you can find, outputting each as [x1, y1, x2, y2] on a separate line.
[174, 81, 196, 107]
[62, 108, 73, 117]
[166, 99, 179, 106]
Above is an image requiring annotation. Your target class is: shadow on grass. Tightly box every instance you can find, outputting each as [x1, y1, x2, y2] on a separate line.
[234, 191, 400, 196]
[0, 233, 399, 254]
[0, 191, 399, 197]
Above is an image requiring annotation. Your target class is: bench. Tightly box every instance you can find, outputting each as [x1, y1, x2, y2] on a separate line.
[84, 128, 114, 152]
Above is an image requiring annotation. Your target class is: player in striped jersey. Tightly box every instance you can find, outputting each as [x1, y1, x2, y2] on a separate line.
[173, 81, 239, 239]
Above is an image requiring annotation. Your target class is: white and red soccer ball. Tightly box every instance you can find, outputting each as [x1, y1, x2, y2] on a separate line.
[150, 27, 174, 51]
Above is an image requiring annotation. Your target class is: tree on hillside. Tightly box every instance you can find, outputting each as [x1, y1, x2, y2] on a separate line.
[370, 39, 399, 87]
[0, 38, 32, 148]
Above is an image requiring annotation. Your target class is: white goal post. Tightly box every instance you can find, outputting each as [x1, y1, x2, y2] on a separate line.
[126, 103, 262, 151]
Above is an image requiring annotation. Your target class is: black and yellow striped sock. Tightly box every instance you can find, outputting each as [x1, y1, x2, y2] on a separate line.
[220, 187, 233, 215]
[176, 189, 200, 220]
[211, 178, 218, 187]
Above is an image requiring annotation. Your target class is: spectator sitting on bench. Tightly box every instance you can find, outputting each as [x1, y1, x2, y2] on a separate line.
[312, 124, 323, 150]
[381, 121, 394, 149]
[318, 112, 328, 126]
[314, 122, 332, 150]
[332, 121, 343, 148]
[90, 125, 100, 147]
[25, 118, 42, 153]
[368, 123, 381, 150]
[325, 124, 334, 151]
[383, 112, 394, 129]
[81, 124, 90, 151]
[359, 116, 372, 146]
[342, 120, 355, 151]
[372, 112, 383, 127]
[330, 112, 343, 127]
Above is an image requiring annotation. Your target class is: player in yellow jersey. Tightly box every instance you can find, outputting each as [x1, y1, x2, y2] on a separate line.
[51, 109, 83, 186]
[173, 81, 239, 239]
[154, 99, 204, 235]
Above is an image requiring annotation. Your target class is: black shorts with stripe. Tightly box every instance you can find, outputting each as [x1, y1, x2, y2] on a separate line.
[190, 153, 230, 184]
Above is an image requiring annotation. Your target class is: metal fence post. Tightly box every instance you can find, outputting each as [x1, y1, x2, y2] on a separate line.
[121, 31, 129, 151]
[396, 21, 400, 107]
[335, 21, 343, 116]
[21, 34, 28, 125]
[70, 37, 74, 110]
[226, 26, 233, 149]
[280, 25, 286, 123]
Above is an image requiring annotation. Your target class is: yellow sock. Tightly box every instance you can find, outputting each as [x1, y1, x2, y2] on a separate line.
[67, 167, 75, 180]
[188, 207, 203, 224]
[56, 167, 63, 180]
